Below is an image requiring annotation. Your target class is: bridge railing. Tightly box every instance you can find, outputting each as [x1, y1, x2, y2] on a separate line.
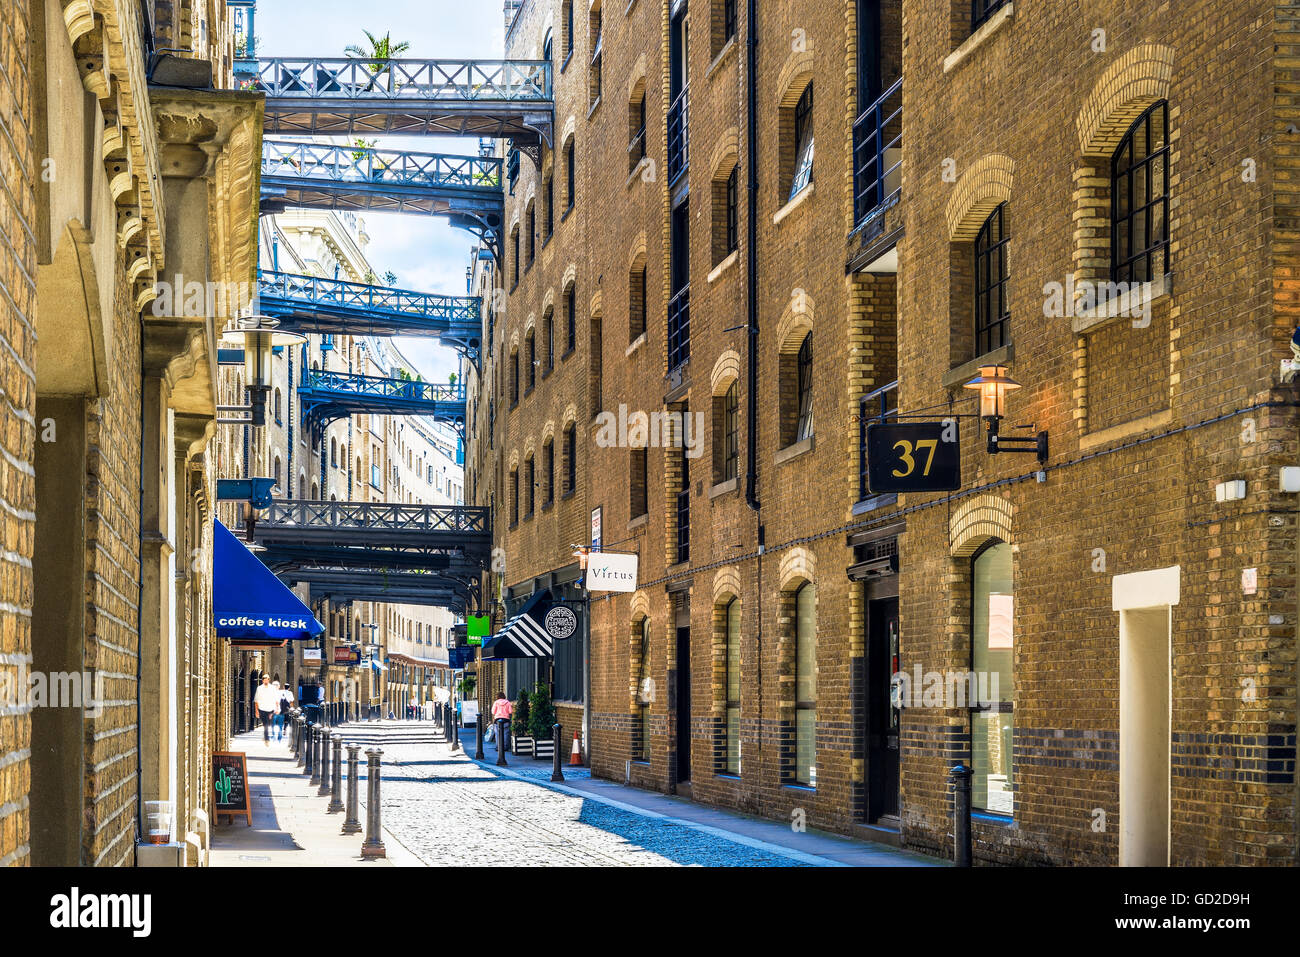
[262, 141, 503, 191]
[258, 270, 480, 323]
[303, 370, 467, 404]
[251, 58, 552, 102]
[260, 500, 489, 534]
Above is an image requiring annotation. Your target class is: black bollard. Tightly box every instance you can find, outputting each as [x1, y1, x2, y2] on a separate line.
[361, 748, 386, 859]
[328, 734, 345, 812]
[949, 763, 973, 867]
[342, 744, 362, 834]
[451, 711, 461, 752]
[474, 713, 485, 760]
[495, 718, 508, 767]
[304, 722, 315, 778]
[551, 723, 564, 782]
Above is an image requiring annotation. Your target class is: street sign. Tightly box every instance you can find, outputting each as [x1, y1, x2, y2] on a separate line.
[866, 421, 961, 493]
[586, 551, 638, 592]
[302, 647, 323, 662]
[590, 507, 602, 550]
[333, 646, 360, 665]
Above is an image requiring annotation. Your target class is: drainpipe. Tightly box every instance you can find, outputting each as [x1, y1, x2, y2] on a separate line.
[744, 0, 760, 514]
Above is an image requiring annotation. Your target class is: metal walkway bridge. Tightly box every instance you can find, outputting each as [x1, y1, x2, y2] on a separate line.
[260, 141, 504, 251]
[298, 370, 466, 442]
[248, 58, 553, 148]
[251, 500, 491, 613]
[257, 271, 480, 359]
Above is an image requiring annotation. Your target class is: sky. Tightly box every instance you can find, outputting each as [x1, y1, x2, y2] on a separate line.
[256, 0, 506, 383]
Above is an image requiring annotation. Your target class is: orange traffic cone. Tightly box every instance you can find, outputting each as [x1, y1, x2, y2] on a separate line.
[569, 730, 583, 766]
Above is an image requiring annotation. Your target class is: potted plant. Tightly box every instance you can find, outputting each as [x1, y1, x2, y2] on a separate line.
[511, 688, 533, 755]
[528, 684, 557, 759]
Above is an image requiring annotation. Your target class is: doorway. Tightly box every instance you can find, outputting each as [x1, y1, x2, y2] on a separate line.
[866, 596, 901, 823]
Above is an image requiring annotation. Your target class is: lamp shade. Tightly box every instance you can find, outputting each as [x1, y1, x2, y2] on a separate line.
[963, 365, 1021, 419]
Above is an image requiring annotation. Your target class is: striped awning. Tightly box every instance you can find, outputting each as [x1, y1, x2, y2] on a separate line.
[482, 589, 553, 659]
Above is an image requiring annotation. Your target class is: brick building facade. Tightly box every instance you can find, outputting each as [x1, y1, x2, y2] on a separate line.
[465, 0, 1300, 865]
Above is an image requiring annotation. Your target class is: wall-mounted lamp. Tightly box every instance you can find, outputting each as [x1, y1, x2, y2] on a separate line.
[963, 365, 1048, 465]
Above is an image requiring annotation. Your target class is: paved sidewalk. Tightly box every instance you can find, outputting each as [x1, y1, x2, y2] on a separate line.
[210, 730, 395, 868]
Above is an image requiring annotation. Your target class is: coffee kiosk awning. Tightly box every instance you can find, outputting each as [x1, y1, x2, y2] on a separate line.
[214, 520, 325, 642]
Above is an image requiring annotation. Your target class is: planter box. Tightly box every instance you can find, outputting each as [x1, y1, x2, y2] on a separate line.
[512, 736, 534, 756]
[533, 738, 555, 760]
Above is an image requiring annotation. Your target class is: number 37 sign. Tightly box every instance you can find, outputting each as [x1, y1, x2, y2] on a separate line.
[865, 421, 961, 493]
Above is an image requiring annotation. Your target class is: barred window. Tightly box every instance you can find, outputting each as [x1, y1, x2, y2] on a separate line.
[974, 203, 1010, 356]
[725, 599, 741, 775]
[794, 583, 817, 786]
[1112, 100, 1169, 285]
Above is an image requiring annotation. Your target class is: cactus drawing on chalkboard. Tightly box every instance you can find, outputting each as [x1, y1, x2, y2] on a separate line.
[215, 767, 233, 805]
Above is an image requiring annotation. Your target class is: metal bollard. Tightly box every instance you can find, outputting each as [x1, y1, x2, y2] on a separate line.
[495, 718, 508, 767]
[291, 714, 300, 761]
[444, 707, 453, 745]
[361, 748, 386, 859]
[949, 763, 973, 867]
[342, 744, 363, 834]
[474, 714, 485, 760]
[317, 724, 333, 796]
[304, 723, 315, 778]
[451, 711, 461, 752]
[328, 734, 345, 812]
[551, 723, 564, 782]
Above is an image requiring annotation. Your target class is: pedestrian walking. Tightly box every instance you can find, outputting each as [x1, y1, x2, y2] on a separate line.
[491, 693, 513, 751]
[254, 675, 279, 747]
[277, 687, 293, 741]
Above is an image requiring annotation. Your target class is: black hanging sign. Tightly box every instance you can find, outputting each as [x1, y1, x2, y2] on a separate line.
[866, 421, 962, 493]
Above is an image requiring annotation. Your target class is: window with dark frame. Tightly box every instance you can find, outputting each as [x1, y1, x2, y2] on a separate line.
[564, 423, 577, 494]
[1112, 100, 1169, 285]
[526, 204, 535, 266]
[544, 312, 554, 372]
[544, 440, 554, 506]
[511, 229, 519, 287]
[526, 331, 536, 392]
[510, 350, 519, 406]
[565, 286, 576, 353]
[724, 0, 737, 44]
[510, 468, 519, 526]
[630, 447, 648, 518]
[629, 263, 647, 342]
[564, 0, 574, 62]
[524, 455, 535, 519]
[566, 139, 576, 211]
[726, 166, 739, 254]
[723, 382, 738, 481]
[544, 175, 554, 238]
[974, 202, 1010, 356]
[971, 0, 1010, 32]
[790, 83, 815, 199]
[796, 333, 813, 442]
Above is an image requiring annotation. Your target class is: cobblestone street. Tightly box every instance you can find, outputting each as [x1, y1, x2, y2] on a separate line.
[335, 726, 938, 867]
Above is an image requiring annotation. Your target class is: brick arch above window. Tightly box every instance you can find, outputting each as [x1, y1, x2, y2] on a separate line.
[542, 286, 556, 314]
[562, 403, 579, 427]
[776, 292, 815, 353]
[710, 349, 741, 395]
[712, 565, 742, 605]
[945, 154, 1015, 241]
[627, 232, 647, 269]
[509, 330, 520, 354]
[775, 50, 815, 110]
[524, 312, 536, 335]
[561, 262, 577, 291]
[626, 53, 647, 104]
[589, 288, 602, 316]
[630, 590, 651, 621]
[709, 126, 740, 181]
[561, 114, 577, 147]
[524, 434, 537, 458]
[1076, 43, 1175, 158]
[541, 418, 556, 444]
[949, 493, 1014, 557]
[778, 546, 816, 592]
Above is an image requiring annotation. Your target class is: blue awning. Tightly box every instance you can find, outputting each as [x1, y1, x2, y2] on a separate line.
[213, 520, 325, 641]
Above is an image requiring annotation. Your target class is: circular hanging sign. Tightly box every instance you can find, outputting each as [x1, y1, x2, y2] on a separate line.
[544, 605, 579, 641]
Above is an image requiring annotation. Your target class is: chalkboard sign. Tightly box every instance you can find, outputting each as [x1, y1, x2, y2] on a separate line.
[212, 751, 252, 826]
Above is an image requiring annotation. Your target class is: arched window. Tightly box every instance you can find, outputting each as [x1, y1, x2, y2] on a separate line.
[525, 329, 536, 392]
[543, 438, 555, 506]
[1112, 100, 1169, 284]
[974, 203, 1009, 355]
[273, 388, 282, 424]
[524, 454, 535, 519]
[565, 136, 576, 212]
[330, 437, 338, 468]
[563, 422, 577, 495]
[794, 582, 817, 785]
[525, 199, 536, 267]
[780, 332, 813, 448]
[629, 84, 647, 173]
[971, 540, 1015, 814]
[298, 473, 306, 499]
[510, 348, 520, 406]
[628, 257, 647, 343]
[273, 456, 282, 495]
[724, 598, 741, 774]
[311, 482, 319, 500]
[542, 29, 553, 66]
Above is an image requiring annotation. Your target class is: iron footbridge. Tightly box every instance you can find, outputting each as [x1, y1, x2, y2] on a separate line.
[298, 370, 466, 442]
[248, 57, 553, 153]
[260, 141, 504, 253]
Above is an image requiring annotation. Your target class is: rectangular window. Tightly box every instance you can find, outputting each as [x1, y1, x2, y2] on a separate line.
[725, 599, 740, 774]
[723, 384, 738, 481]
[636, 618, 651, 761]
[790, 84, 815, 199]
[724, 0, 737, 43]
[794, 583, 817, 785]
[725, 167, 739, 254]
[566, 140, 576, 211]
[630, 265, 647, 342]
[554, 609, 584, 701]
[630, 448, 648, 518]
[972, 0, 1010, 32]
[525, 457, 535, 518]
[526, 334, 536, 391]
[544, 441, 554, 506]
[544, 176, 554, 238]
[564, 424, 577, 494]
[565, 286, 577, 353]
[510, 469, 519, 526]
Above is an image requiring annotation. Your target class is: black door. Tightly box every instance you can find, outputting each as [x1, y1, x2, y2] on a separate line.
[675, 626, 691, 783]
[867, 597, 900, 821]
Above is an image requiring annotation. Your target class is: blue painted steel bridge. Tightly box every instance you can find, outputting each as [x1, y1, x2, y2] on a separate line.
[298, 370, 467, 443]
